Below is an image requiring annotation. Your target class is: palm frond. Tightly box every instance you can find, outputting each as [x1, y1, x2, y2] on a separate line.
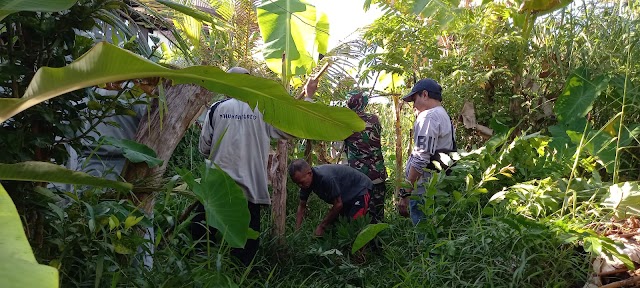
[127, 0, 196, 63]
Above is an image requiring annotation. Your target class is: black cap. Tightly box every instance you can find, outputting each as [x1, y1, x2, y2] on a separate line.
[402, 78, 442, 102]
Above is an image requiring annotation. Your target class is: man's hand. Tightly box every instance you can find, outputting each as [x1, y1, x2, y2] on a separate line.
[304, 76, 319, 99]
[314, 196, 342, 237]
[314, 224, 325, 237]
[399, 170, 420, 218]
[397, 197, 410, 218]
[296, 201, 307, 230]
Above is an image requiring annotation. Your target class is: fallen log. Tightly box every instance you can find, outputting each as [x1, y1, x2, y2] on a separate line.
[600, 275, 640, 288]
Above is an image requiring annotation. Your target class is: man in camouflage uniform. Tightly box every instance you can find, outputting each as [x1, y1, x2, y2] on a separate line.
[344, 91, 388, 223]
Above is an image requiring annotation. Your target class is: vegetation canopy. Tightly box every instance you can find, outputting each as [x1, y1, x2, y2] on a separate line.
[0, 0, 639, 287]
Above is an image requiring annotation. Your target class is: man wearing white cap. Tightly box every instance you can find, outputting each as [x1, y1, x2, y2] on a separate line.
[195, 67, 292, 266]
[397, 78, 456, 226]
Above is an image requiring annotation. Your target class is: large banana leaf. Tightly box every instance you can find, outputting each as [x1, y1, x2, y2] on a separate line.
[0, 42, 363, 141]
[314, 12, 329, 55]
[0, 161, 132, 191]
[554, 68, 609, 125]
[0, 184, 58, 288]
[0, 0, 77, 21]
[257, 0, 329, 76]
[180, 166, 249, 248]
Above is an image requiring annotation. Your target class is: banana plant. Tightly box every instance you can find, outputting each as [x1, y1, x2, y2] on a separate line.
[0, 161, 132, 191]
[0, 0, 77, 21]
[256, 0, 329, 80]
[0, 42, 364, 140]
[156, 0, 262, 71]
[0, 184, 58, 288]
[0, 41, 363, 249]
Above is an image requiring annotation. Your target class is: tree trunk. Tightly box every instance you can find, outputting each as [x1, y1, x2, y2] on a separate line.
[304, 140, 313, 164]
[124, 83, 211, 214]
[393, 95, 403, 200]
[315, 141, 330, 164]
[270, 139, 288, 244]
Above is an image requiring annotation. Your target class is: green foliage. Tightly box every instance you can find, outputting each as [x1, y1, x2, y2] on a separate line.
[1, 0, 130, 166]
[0, 161, 132, 191]
[553, 220, 634, 269]
[165, 124, 203, 178]
[0, 41, 363, 141]
[518, 0, 573, 15]
[0, 0, 77, 20]
[601, 181, 640, 218]
[35, 186, 159, 286]
[351, 223, 389, 253]
[548, 67, 639, 174]
[554, 68, 609, 124]
[256, 0, 329, 77]
[179, 166, 250, 248]
[0, 184, 58, 288]
[101, 136, 163, 168]
[156, 0, 223, 27]
[3, 0, 640, 287]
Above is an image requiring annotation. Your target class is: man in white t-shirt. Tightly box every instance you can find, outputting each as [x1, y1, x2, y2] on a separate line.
[397, 78, 455, 226]
[195, 67, 292, 266]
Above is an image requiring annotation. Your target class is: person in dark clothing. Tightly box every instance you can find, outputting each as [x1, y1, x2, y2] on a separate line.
[289, 159, 373, 237]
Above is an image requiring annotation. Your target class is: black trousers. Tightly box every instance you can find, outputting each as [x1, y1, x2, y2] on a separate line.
[190, 201, 261, 266]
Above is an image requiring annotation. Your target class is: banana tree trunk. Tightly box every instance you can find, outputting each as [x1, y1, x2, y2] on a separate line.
[270, 52, 290, 244]
[124, 83, 211, 213]
[271, 139, 288, 243]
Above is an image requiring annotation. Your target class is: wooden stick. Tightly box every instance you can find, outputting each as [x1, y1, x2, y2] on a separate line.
[618, 231, 640, 238]
[597, 268, 632, 277]
[297, 61, 331, 99]
[163, 201, 200, 239]
[601, 275, 640, 288]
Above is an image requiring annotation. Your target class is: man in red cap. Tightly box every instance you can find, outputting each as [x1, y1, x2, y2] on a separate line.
[398, 79, 456, 226]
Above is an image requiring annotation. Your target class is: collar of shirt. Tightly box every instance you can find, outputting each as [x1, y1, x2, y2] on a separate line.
[309, 167, 322, 191]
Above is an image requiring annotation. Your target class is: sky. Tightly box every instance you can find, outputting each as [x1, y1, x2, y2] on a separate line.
[314, 0, 383, 50]
[313, 0, 393, 102]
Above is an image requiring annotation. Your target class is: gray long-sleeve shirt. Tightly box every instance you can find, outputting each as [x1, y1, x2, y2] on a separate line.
[199, 99, 291, 205]
[405, 106, 454, 193]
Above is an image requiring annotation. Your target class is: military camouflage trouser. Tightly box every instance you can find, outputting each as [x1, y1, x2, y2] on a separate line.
[369, 182, 387, 223]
